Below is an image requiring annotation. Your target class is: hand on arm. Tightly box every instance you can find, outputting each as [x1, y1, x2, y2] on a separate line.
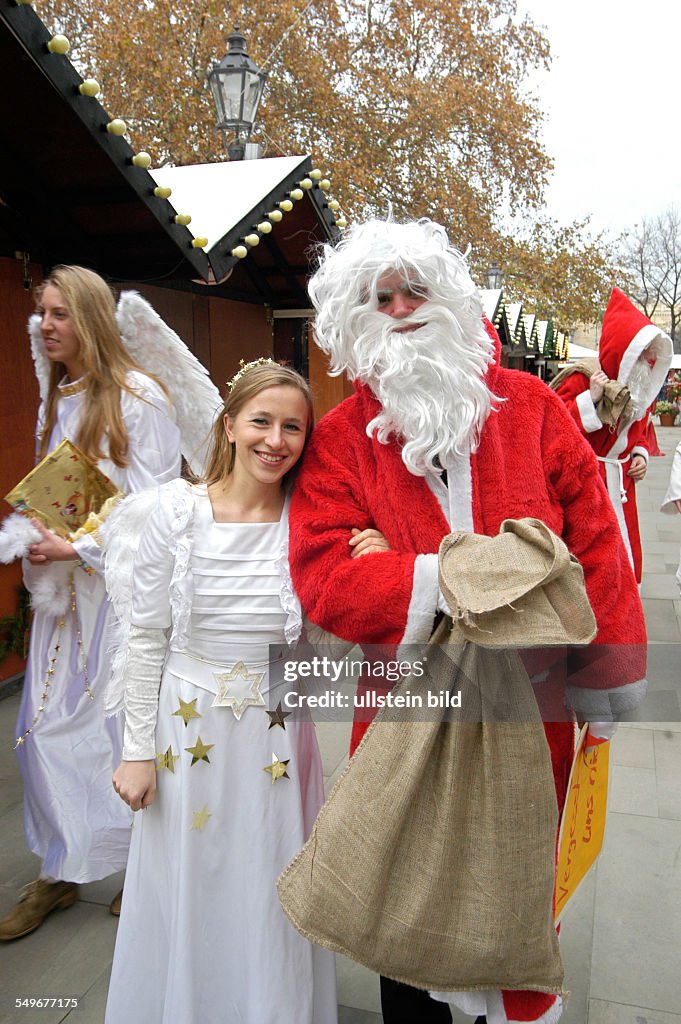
[113, 760, 157, 810]
[349, 527, 391, 557]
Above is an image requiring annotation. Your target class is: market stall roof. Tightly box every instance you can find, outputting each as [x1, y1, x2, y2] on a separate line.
[0, 0, 339, 304]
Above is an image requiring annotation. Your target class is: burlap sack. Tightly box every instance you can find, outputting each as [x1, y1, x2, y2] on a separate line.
[278, 633, 564, 992]
[278, 520, 596, 993]
[439, 517, 597, 648]
[550, 358, 631, 426]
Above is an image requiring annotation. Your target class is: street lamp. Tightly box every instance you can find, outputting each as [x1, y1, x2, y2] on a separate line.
[484, 261, 504, 290]
[208, 28, 268, 161]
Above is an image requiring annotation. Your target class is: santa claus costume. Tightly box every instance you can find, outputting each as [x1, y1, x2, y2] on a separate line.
[552, 288, 672, 582]
[288, 220, 647, 1024]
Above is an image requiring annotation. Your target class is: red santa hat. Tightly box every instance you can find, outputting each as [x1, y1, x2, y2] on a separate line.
[599, 287, 672, 402]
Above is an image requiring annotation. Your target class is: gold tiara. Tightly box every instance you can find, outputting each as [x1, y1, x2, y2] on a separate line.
[227, 357, 279, 392]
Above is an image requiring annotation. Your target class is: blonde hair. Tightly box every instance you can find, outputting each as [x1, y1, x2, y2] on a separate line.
[200, 364, 314, 487]
[36, 265, 167, 467]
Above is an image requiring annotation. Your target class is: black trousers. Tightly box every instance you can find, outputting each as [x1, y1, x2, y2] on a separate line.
[379, 976, 487, 1023]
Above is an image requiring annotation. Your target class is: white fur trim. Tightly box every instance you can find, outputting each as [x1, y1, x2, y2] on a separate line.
[433, 990, 564, 1024]
[23, 561, 72, 616]
[617, 323, 672, 405]
[0, 514, 41, 563]
[576, 390, 603, 433]
[566, 676, 647, 717]
[399, 553, 440, 646]
[631, 445, 648, 462]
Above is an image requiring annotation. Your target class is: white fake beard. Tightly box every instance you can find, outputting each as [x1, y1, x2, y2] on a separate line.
[624, 360, 654, 421]
[353, 304, 496, 476]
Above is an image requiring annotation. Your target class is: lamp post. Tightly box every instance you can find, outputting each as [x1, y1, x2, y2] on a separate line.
[484, 261, 504, 290]
[208, 28, 267, 161]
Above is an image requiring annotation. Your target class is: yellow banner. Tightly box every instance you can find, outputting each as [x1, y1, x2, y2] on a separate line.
[554, 724, 610, 922]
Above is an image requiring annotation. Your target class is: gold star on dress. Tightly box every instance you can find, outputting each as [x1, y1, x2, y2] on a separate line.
[263, 752, 290, 784]
[191, 805, 212, 832]
[266, 702, 291, 730]
[185, 735, 214, 766]
[156, 745, 180, 773]
[172, 697, 202, 727]
[212, 661, 265, 720]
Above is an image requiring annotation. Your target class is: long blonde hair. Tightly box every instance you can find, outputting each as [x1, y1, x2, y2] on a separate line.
[200, 364, 314, 487]
[37, 265, 167, 467]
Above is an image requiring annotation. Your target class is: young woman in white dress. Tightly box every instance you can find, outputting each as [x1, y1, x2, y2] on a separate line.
[0, 266, 181, 941]
[103, 361, 387, 1023]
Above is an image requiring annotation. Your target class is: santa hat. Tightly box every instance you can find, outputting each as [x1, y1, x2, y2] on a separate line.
[599, 288, 672, 402]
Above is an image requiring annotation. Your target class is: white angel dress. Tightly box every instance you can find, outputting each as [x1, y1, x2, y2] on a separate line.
[16, 372, 181, 882]
[660, 439, 681, 592]
[103, 481, 337, 1024]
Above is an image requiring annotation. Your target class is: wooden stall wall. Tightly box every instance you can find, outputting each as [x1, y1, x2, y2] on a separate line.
[0, 257, 43, 683]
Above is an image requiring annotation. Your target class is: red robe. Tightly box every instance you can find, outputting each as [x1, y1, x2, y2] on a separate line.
[553, 288, 672, 582]
[290, 343, 646, 1024]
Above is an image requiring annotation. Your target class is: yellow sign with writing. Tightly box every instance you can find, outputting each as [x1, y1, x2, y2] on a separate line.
[554, 725, 610, 922]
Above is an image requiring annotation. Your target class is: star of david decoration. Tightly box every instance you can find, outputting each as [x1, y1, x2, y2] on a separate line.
[156, 745, 180, 773]
[263, 752, 290, 784]
[212, 661, 265, 720]
[185, 735, 214, 766]
[172, 697, 201, 727]
[265, 701, 291, 730]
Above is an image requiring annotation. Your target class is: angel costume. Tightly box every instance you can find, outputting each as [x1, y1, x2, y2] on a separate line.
[103, 480, 336, 1024]
[16, 371, 181, 883]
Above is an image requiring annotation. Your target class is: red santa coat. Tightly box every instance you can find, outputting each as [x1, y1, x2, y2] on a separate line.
[553, 288, 672, 582]
[289, 342, 647, 1024]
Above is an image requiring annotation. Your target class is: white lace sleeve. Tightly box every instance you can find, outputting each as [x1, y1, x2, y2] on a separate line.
[121, 625, 168, 760]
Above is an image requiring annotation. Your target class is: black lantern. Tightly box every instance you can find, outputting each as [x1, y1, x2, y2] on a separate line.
[484, 261, 504, 290]
[208, 28, 267, 160]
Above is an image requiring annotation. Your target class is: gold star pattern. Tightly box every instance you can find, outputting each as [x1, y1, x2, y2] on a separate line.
[212, 661, 265, 720]
[266, 702, 291, 730]
[185, 735, 214, 766]
[156, 745, 180, 773]
[190, 805, 212, 832]
[263, 752, 290, 784]
[172, 696, 202, 727]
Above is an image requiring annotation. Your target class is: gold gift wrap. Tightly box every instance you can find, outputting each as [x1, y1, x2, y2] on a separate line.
[5, 439, 122, 539]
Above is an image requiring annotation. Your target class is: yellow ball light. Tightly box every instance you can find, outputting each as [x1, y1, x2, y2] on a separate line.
[232, 246, 248, 259]
[268, 210, 283, 222]
[290, 188, 304, 201]
[299, 178, 313, 189]
[257, 221, 273, 234]
[78, 79, 100, 97]
[175, 213, 192, 226]
[337, 217, 347, 229]
[106, 119, 127, 136]
[244, 233, 260, 246]
[328, 200, 340, 211]
[279, 199, 293, 212]
[319, 179, 331, 191]
[153, 186, 172, 199]
[192, 237, 209, 248]
[309, 169, 322, 180]
[132, 152, 152, 169]
[47, 34, 70, 54]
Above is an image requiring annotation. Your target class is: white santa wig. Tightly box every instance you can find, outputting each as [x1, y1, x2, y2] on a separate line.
[308, 217, 499, 473]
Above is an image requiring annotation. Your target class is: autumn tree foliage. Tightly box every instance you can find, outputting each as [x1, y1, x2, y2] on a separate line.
[36, 0, 617, 328]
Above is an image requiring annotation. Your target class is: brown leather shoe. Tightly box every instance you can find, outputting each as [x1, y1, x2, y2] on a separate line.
[108, 888, 123, 916]
[0, 879, 78, 940]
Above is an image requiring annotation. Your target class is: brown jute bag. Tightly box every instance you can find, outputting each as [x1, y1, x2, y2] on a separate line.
[277, 520, 595, 993]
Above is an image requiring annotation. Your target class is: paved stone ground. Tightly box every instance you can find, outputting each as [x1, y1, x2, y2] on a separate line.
[0, 427, 679, 1024]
